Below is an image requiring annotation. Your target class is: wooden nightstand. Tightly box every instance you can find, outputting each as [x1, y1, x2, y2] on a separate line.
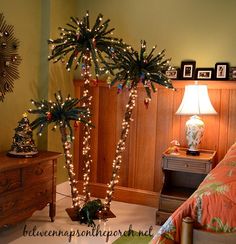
[156, 147, 216, 225]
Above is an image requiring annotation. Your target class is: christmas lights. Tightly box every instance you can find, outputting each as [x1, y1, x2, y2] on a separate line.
[104, 41, 174, 209]
[104, 87, 137, 208]
[80, 52, 93, 203]
[48, 11, 124, 77]
[8, 113, 38, 157]
[28, 91, 90, 208]
[48, 11, 126, 206]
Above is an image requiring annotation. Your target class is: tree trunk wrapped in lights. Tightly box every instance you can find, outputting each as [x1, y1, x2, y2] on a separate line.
[48, 11, 125, 205]
[104, 41, 175, 209]
[28, 91, 90, 208]
[60, 126, 80, 208]
[81, 53, 93, 203]
[104, 86, 137, 209]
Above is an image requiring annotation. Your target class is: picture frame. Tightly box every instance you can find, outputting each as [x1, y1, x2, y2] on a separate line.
[195, 68, 214, 80]
[229, 67, 236, 80]
[180, 61, 196, 79]
[165, 67, 179, 79]
[215, 62, 229, 80]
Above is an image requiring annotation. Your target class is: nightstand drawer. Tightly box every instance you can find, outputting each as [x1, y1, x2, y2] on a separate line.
[163, 158, 209, 174]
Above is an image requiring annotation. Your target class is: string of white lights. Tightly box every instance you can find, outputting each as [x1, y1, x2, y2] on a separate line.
[80, 52, 93, 203]
[104, 87, 137, 209]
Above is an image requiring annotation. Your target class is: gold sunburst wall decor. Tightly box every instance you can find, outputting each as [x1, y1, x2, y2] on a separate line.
[0, 13, 21, 102]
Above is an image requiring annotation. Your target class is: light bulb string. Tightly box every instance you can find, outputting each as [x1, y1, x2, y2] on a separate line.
[59, 126, 81, 208]
[104, 86, 137, 209]
[81, 52, 93, 203]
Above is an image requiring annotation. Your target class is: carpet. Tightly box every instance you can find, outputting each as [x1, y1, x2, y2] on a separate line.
[112, 231, 153, 244]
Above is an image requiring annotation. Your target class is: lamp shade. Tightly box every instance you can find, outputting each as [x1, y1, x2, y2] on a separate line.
[176, 85, 217, 115]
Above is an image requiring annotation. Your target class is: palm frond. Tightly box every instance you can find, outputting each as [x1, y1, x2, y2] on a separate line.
[28, 91, 91, 137]
[108, 40, 174, 98]
[48, 11, 126, 76]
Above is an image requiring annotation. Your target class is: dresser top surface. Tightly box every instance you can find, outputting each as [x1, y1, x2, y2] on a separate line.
[0, 151, 62, 172]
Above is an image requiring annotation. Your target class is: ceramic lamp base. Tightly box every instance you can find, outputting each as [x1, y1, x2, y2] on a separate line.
[186, 149, 200, 156]
[185, 115, 205, 155]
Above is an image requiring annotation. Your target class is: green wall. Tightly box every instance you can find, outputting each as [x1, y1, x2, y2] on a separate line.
[77, 0, 236, 67]
[0, 0, 42, 152]
[1, 0, 236, 184]
[48, 0, 77, 183]
[0, 0, 77, 184]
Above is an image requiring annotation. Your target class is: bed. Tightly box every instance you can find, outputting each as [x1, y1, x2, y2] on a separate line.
[151, 142, 236, 244]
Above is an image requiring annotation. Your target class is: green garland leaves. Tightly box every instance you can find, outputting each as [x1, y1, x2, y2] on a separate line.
[108, 40, 174, 98]
[48, 11, 125, 77]
[28, 91, 90, 137]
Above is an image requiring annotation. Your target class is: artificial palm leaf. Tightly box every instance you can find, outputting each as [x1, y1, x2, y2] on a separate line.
[48, 11, 125, 76]
[28, 91, 90, 208]
[108, 40, 174, 98]
[28, 91, 90, 137]
[104, 41, 174, 209]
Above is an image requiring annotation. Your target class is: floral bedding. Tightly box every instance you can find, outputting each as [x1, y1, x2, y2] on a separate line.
[151, 143, 236, 244]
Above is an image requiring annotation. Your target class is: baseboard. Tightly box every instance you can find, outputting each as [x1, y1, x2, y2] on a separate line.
[77, 181, 159, 208]
[56, 181, 159, 207]
[56, 181, 71, 201]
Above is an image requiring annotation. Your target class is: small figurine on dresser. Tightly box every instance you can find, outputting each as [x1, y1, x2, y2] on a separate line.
[166, 140, 180, 155]
[7, 113, 38, 157]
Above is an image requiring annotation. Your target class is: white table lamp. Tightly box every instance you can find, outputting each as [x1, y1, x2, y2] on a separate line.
[176, 84, 217, 155]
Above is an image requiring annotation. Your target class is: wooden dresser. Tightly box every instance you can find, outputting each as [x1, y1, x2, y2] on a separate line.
[0, 151, 61, 228]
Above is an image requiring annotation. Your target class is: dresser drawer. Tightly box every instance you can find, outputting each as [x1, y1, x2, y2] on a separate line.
[23, 161, 53, 186]
[163, 158, 209, 174]
[22, 181, 53, 209]
[0, 169, 21, 194]
[0, 181, 52, 219]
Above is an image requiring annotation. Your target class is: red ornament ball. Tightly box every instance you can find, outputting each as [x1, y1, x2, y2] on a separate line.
[46, 112, 52, 120]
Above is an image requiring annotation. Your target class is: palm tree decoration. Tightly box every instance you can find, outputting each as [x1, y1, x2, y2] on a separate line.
[48, 11, 125, 204]
[28, 91, 90, 208]
[104, 40, 174, 210]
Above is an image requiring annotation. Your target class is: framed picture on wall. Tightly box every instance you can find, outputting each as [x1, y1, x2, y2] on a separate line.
[195, 68, 214, 80]
[229, 67, 236, 80]
[180, 61, 196, 79]
[165, 67, 180, 79]
[215, 62, 229, 80]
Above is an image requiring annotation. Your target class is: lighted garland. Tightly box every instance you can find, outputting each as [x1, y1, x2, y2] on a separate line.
[48, 11, 125, 204]
[48, 11, 124, 75]
[104, 41, 174, 209]
[0, 13, 21, 102]
[28, 91, 90, 208]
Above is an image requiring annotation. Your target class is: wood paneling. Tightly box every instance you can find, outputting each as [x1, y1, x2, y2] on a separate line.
[74, 80, 236, 207]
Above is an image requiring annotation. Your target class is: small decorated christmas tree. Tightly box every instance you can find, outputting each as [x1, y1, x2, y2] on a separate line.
[8, 113, 38, 157]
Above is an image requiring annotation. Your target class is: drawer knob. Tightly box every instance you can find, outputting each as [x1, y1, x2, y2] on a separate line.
[0, 179, 9, 187]
[184, 163, 189, 168]
[34, 167, 43, 175]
